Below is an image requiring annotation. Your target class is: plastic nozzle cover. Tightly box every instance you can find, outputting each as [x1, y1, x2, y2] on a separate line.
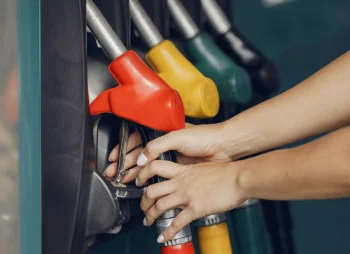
[186, 32, 252, 105]
[146, 40, 220, 118]
[160, 242, 196, 254]
[89, 50, 185, 132]
[197, 223, 233, 254]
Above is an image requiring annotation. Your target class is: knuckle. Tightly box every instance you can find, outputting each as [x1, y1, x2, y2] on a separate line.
[154, 200, 165, 212]
[145, 186, 155, 200]
[140, 203, 146, 212]
[171, 220, 183, 232]
[146, 210, 155, 222]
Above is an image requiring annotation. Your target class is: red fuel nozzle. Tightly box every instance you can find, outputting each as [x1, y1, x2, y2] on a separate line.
[160, 242, 196, 254]
[87, 0, 185, 132]
[90, 50, 185, 132]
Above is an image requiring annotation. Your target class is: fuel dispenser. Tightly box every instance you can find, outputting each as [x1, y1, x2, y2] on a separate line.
[87, 1, 196, 253]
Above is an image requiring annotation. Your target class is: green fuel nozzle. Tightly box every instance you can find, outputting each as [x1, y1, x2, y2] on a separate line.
[167, 0, 252, 105]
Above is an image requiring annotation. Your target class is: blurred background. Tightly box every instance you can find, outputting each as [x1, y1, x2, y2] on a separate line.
[0, 0, 19, 254]
[1, 0, 350, 254]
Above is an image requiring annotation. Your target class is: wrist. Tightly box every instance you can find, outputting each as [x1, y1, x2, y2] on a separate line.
[226, 160, 251, 202]
[218, 117, 265, 160]
[235, 159, 255, 200]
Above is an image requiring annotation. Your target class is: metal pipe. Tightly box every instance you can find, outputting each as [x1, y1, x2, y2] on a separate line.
[200, 0, 232, 35]
[86, 0, 127, 60]
[167, 0, 200, 39]
[129, 0, 164, 48]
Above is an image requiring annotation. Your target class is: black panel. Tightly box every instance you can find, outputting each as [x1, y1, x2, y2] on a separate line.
[41, 0, 95, 254]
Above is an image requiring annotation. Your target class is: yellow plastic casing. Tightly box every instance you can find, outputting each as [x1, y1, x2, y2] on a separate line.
[197, 223, 233, 254]
[146, 40, 219, 118]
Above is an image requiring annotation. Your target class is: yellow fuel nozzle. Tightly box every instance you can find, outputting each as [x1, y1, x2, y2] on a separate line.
[197, 222, 233, 254]
[130, 0, 219, 118]
[146, 40, 219, 118]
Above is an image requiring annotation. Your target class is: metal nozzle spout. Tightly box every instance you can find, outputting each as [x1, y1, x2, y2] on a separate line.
[129, 0, 164, 48]
[167, 0, 200, 40]
[86, 0, 127, 60]
[200, 0, 232, 35]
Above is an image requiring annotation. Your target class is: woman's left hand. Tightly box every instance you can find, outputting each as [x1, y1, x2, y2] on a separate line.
[136, 160, 247, 243]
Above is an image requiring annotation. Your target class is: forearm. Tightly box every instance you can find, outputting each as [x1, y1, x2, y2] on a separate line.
[219, 50, 350, 159]
[237, 127, 350, 201]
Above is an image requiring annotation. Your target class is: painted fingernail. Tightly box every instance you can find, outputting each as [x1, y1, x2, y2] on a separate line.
[135, 178, 139, 186]
[143, 217, 147, 226]
[136, 152, 148, 166]
[157, 234, 164, 243]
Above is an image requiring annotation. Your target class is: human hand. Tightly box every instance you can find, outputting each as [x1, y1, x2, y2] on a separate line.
[103, 131, 144, 183]
[104, 123, 231, 183]
[136, 160, 246, 243]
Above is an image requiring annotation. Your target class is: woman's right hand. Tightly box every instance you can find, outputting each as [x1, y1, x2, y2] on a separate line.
[104, 123, 232, 183]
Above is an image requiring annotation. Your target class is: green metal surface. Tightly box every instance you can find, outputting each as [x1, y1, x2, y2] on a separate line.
[185, 32, 252, 105]
[18, 0, 41, 254]
[227, 204, 270, 254]
[232, 1, 350, 254]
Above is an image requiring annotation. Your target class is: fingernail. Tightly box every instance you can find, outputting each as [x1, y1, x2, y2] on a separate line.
[135, 178, 139, 186]
[157, 234, 164, 243]
[143, 217, 147, 226]
[136, 152, 148, 166]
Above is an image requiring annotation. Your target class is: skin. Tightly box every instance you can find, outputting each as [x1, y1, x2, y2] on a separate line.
[106, 50, 350, 242]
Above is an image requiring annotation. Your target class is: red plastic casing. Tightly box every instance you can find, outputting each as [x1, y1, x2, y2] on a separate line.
[89, 50, 185, 132]
[160, 242, 196, 254]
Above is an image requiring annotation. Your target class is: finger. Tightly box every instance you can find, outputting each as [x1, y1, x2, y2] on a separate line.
[120, 166, 142, 184]
[144, 193, 187, 226]
[123, 147, 143, 170]
[136, 131, 185, 166]
[104, 147, 143, 178]
[109, 132, 142, 161]
[136, 160, 184, 186]
[104, 162, 117, 178]
[157, 209, 194, 243]
[140, 180, 177, 213]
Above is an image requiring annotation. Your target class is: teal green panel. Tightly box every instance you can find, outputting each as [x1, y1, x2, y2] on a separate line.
[232, 0, 350, 61]
[233, 1, 350, 254]
[18, 0, 41, 254]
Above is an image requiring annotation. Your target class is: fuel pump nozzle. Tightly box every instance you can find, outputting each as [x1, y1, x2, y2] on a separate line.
[87, 0, 185, 133]
[201, 0, 280, 96]
[130, 0, 219, 119]
[167, 0, 252, 105]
